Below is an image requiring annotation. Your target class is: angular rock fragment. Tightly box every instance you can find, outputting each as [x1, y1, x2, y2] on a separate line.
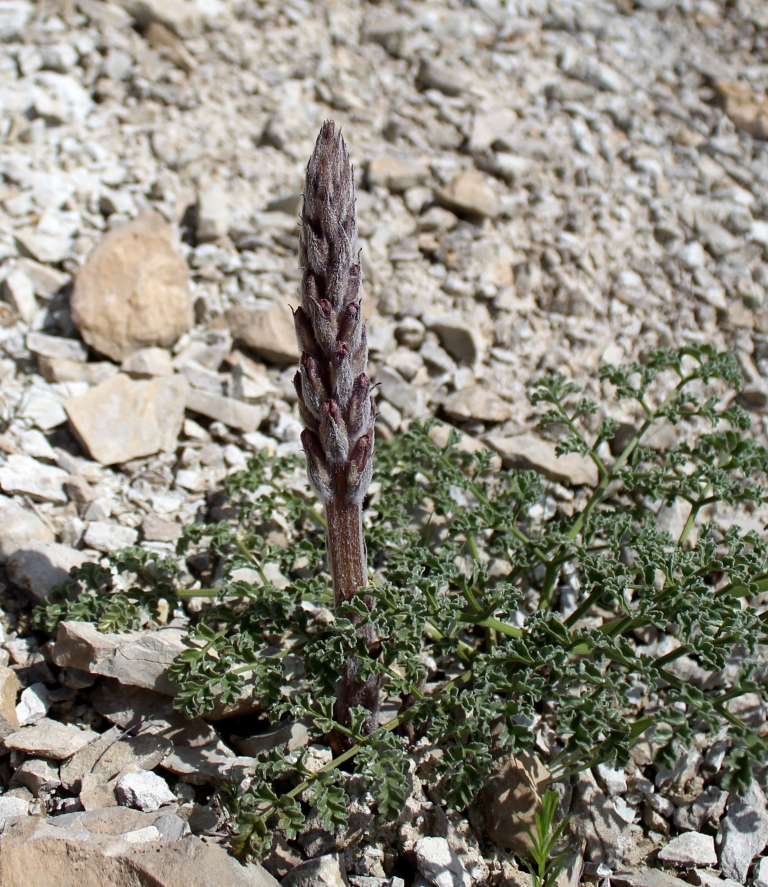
[367, 157, 429, 192]
[70, 211, 193, 362]
[10, 758, 61, 796]
[52, 622, 187, 695]
[26, 332, 87, 362]
[414, 837, 470, 887]
[185, 388, 265, 432]
[0, 497, 54, 563]
[442, 387, 512, 424]
[437, 169, 500, 219]
[481, 752, 549, 855]
[160, 741, 253, 786]
[486, 434, 598, 486]
[716, 795, 768, 883]
[6, 540, 89, 602]
[83, 521, 139, 553]
[3, 718, 98, 760]
[66, 373, 188, 465]
[227, 299, 300, 366]
[0, 798, 29, 834]
[658, 832, 718, 867]
[0, 813, 280, 887]
[0, 667, 21, 740]
[0, 455, 70, 503]
[60, 726, 172, 793]
[116, 770, 176, 813]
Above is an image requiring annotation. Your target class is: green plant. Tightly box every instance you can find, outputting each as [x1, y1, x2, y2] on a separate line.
[518, 791, 572, 887]
[39, 343, 768, 861]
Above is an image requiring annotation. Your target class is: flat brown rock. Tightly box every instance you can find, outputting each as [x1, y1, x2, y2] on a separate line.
[52, 622, 187, 695]
[71, 211, 193, 362]
[227, 299, 300, 366]
[2, 718, 98, 760]
[485, 433, 599, 487]
[0, 814, 280, 887]
[66, 373, 188, 465]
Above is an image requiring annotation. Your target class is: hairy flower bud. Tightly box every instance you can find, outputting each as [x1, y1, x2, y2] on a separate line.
[294, 122, 374, 506]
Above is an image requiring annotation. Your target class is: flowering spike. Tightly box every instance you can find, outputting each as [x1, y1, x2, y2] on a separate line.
[295, 121, 378, 740]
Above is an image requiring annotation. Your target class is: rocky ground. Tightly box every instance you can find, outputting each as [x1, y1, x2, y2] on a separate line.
[0, 0, 768, 885]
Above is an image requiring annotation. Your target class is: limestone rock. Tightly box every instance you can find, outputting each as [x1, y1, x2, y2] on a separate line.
[70, 211, 193, 362]
[83, 521, 139, 553]
[282, 854, 349, 887]
[39, 358, 119, 385]
[26, 332, 87, 362]
[117, 0, 225, 38]
[227, 300, 300, 366]
[160, 742, 253, 786]
[3, 718, 98, 760]
[6, 540, 89, 602]
[657, 833, 717, 867]
[10, 758, 61, 796]
[2, 269, 36, 322]
[716, 798, 768, 883]
[571, 768, 631, 868]
[116, 771, 176, 813]
[367, 157, 429, 192]
[442, 387, 512, 424]
[0, 497, 54, 563]
[52, 622, 187, 695]
[0, 798, 29, 834]
[196, 184, 230, 242]
[437, 170, 500, 219]
[485, 434, 599, 487]
[422, 314, 486, 364]
[0, 455, 70, 503]
[121, 347, 174, 378]
[185, 388, 265, 432]
[480, 752, 550, 855]
[66, 373, 188, 465]
[0, 813, 280, 887]
[0, 667, 21, 739]
[714, 81, 768, 140]
[414, 836, 471, 887]
[60, 726, 172, 793]
[416, 58, 470, 96]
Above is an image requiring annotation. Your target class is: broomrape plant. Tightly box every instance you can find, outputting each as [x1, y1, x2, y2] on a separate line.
[39, 124, 768, 861]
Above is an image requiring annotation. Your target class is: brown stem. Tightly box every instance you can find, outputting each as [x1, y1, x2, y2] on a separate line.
[326, 493, 366, 609]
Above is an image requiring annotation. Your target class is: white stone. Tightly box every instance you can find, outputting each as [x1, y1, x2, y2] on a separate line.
[116, 770, 176, 813]
[16, 683, 51, 726]
[678, 241, 707, 270]
[118, 825, 162, 843]
[26, 332, 87, 362]
[0, 797, 30, 833]
[2, 269, 37, 322]
[717, 800, 768, 883]
[0, 455, 69, 503]
[16, 429, 56, 461]
[597, 763, 628, 796]
[0, 497, 54, 563]
[414, 836, 470, 887]
[658, 832, 718, 867]
[197, 184, 230, 242]
[83, 521, 139, 553]
[753, 857, 768, 887]
[18, 386, 67, 431]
